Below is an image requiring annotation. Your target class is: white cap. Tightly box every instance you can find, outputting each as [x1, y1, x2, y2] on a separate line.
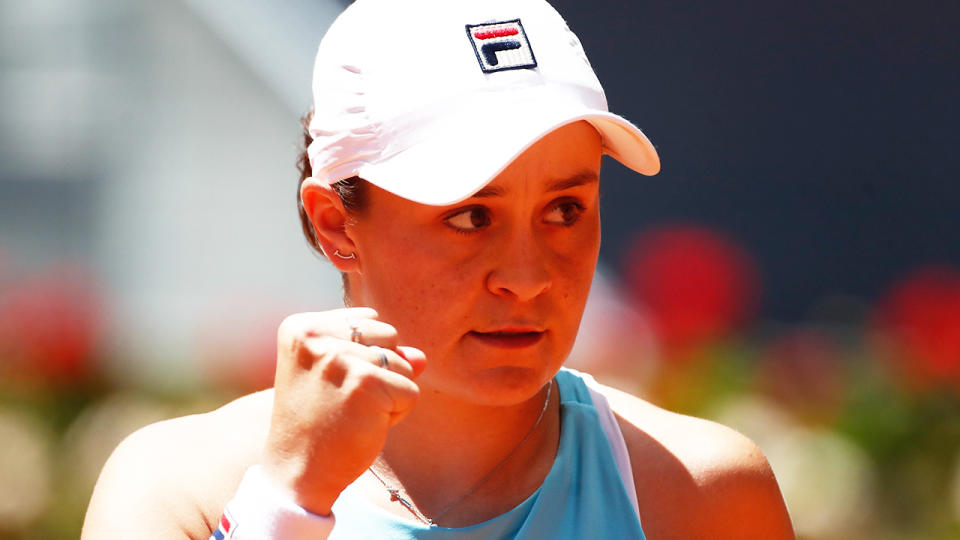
[307, 0, 660, 206]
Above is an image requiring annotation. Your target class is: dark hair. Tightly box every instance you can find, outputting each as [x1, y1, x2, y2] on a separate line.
[297, 110, 370, 300]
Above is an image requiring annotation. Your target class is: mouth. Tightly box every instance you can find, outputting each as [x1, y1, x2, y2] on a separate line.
[467, 329, 545, 349]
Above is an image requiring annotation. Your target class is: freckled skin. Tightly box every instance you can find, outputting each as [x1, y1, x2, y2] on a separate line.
[348, 121, 602, 406]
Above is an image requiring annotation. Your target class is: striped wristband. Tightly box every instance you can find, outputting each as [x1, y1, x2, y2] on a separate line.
[210, 465, 335, 539]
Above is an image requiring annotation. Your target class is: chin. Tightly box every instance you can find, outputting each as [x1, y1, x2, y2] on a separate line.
[453, 363, 561, 407]
[419, 333, 574, 405]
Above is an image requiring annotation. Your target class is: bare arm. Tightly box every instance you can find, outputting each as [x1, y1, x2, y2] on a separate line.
[82, 390, 273, 540]
[599, 383, 795, 540]
[82, 418, 225, 540]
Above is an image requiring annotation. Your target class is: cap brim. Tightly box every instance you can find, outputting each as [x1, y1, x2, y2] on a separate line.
[356, 93, 660, 206]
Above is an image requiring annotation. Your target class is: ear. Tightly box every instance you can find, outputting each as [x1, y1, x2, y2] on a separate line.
[300, 178, 359, 272]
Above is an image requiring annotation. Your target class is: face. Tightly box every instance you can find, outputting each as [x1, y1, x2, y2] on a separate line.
[348, 121, 602, 405]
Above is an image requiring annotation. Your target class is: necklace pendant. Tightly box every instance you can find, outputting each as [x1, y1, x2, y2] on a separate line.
[367, 379, 553, 530]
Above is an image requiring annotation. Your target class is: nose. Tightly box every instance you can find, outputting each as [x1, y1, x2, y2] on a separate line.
[485, 231, 553, 302]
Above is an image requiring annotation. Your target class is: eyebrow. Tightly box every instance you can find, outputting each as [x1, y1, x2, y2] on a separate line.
[471, 171, 599, 199]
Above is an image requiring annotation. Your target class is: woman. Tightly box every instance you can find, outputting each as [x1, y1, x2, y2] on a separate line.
[83, 0, 794, 538]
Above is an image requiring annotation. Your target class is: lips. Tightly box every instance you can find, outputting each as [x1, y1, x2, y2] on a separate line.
[467, 329, 545, 349]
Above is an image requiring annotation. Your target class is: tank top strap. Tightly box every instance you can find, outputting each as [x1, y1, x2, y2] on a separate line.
[555, 368, 642, 521]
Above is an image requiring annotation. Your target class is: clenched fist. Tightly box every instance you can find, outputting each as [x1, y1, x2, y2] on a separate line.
[261, 307, 426, 515]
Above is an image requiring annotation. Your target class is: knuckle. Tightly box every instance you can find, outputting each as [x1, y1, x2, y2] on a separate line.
[278, 313, 328, 349]
[316, 351, 349, 385]
[288, 335, 339, 370]
[353, 367, 383, 393]
[278, 310, 343, 345]
[277, 313, 303, 344]
[309, 335, 341, 351]
[338, 369, 380, 411]
[388, 354, 413, 376]
[304, 336, 343, 362]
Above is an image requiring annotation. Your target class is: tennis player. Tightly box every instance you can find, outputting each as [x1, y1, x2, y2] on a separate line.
[83, 0, 794, 538]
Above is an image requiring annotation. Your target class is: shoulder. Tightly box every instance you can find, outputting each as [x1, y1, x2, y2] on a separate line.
[82, 389, 274, 540]
[593, 381, 795, 540]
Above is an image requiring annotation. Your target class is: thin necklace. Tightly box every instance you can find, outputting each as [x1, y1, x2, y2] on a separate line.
[367, 380, 554, 527]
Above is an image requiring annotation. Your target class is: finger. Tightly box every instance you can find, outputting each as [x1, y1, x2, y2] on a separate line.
[344, 319, 399, 350]
[375, 369, 420, 426]
[396, 346, 427, 378]
[279, 308, 378, 343]
[367, 346, 415, 380]
[309, 340, 414, 379]
[344, 360, 420, 423]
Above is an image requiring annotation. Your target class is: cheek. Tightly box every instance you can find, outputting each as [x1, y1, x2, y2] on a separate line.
[357, 230, 483, 344]
[546, 218, 601, 336]
[554, 216, 601, 292]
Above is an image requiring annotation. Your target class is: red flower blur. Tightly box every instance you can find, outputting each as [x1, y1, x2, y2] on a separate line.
[874, 265, 960, 388]
[624, 225, 760, 356]
[0, 262, 104, 385]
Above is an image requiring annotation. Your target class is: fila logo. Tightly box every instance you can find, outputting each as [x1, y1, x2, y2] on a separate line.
[466, 19, 537, 73]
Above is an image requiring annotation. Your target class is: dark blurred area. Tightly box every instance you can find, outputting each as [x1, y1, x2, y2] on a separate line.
[555, 0, 960, 321]
[1, 1, 958, 539]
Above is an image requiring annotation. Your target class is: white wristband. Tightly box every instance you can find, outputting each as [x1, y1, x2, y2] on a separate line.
[210, 465, 335, 540]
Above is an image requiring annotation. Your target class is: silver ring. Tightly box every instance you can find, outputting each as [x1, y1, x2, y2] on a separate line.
[373, 347, 389, 369]
[349, 322, 361, 343]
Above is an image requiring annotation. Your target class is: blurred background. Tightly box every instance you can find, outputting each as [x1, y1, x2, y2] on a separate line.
[0, 0, 957, 538]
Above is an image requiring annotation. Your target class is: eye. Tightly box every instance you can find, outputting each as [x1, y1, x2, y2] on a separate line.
[544, 200, 586, 226]
[444, 206, 492, 233]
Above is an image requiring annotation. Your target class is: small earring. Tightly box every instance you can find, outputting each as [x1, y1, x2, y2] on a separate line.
[334, 249, 357, 260]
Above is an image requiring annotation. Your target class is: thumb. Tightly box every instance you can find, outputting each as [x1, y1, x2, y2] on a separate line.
[396, 346, 427, 378]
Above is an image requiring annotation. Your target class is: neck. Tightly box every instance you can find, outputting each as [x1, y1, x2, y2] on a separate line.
[371, 377, 559, 523]
[385, 378, 553, 468]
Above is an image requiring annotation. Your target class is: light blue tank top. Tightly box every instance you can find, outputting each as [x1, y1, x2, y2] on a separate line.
[329, 369, 647, 539]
